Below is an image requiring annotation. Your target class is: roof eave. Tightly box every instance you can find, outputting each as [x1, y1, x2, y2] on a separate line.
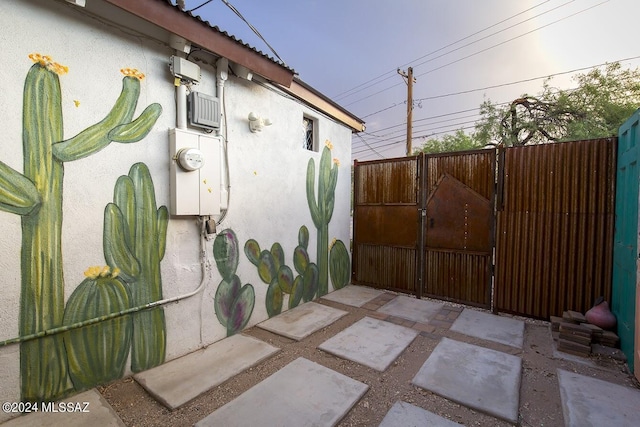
[281, 78, 366, 133]
[102, 0, 295, 87]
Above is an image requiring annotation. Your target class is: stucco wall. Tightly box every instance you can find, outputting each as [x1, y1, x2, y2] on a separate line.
[0, 0, 352, 414]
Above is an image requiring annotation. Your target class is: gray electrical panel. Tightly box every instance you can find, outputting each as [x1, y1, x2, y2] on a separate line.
[188, 91, 220, 130]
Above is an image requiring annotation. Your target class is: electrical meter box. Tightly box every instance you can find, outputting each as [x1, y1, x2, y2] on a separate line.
[169, 128, 221, 216]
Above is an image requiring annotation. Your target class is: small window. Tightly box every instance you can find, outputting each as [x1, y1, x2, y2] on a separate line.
[302, 116, 316, 151]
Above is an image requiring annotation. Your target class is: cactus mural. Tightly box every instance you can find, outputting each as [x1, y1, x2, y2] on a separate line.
[329, 239, 350, 290]
[103, 163, 168, 372]
[63, 266, 132, 392]
[213, 229, 255, 336]
[0, 53, 161, 401]
[245, 225, 317, 317]
[307, 140, 344, 297]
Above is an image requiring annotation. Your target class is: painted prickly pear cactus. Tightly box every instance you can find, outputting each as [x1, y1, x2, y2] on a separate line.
[329, 239, 350, 290]
[213, 229, 255, 336]
[245, 225, 317, 317]
[63, 266, 132, 392]
[306, 140, 350, 296]
[104, 163, 168, 372]
[0, 53, 161, 401]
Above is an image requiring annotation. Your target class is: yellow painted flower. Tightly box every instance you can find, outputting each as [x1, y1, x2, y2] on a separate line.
[329, 238, 337, 250]
[29, 53, 68, 75]
[73, 100, 81, 107]
[120, 67, 145, 80]
[333, 158, 340, 167]
[84, 266, 102, 279]
[99, 266, 111, 277]
[324, 140, 334, 150]
[111, 267, 121, 278]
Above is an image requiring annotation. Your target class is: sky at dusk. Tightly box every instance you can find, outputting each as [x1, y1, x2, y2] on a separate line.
[177, 0, 640, 161]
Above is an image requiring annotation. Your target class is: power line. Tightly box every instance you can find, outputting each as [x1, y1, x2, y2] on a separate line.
[187, 0, 286, 64]
[333, 0, 553, 101]
[186, 0, 213, 12]
[220, 0, 286, 64]
[363, 112, 483, 141]
[359, 52, 640, 122]
[344, 0, 609, 108]
[354, 134, 385, 159]
[353, 80, 640, 157]
[353, 125, 479, 156]
[338, 0, 574, 103]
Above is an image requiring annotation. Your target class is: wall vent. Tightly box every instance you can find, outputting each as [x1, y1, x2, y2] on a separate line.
[188, 91, 220, 130]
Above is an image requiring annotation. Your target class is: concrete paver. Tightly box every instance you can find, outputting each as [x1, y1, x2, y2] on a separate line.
[318, 316, 419, 371]
[257, 301, 348, 341]
[412, 337, 522, 424]
[379, 401, 463, 427]
[377, 295, 442, 324]
[134, 334, 279, 409]
[558, 368, 640, 427]
[321, 284, 384, 307]
[2, 389, 124, 427]
[195, 357, 368, 427]
[8, 294, 639, 427]
[450, 309, 525, 348]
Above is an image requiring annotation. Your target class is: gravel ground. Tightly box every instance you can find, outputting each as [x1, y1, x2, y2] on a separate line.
[100, 293, 639, 426]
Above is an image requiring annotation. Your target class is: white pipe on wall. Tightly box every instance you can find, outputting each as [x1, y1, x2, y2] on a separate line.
[216, 58, 230, 214]
[176, 83, 188, 129]
[216, 57, 228, 137]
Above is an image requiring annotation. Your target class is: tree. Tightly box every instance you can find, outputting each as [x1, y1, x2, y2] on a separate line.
[413, 129, 484, 154]
[412, 62, 640, 151]
[476, 62, 640, 146]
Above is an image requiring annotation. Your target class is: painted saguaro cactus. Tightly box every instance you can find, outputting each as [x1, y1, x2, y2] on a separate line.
[103, 163, 168, 372]
[213, 229, 255, 336]
[63, 266, 132, 392]
[0, 54, 161, 401]
[306, 141, 339, 297]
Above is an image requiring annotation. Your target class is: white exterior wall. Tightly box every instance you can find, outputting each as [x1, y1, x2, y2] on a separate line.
[0, 0, 352, 415]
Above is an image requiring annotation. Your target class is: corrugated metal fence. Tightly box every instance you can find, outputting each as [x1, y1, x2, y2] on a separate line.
[494, 138, 616, 318]
[352, 137, 616, 319]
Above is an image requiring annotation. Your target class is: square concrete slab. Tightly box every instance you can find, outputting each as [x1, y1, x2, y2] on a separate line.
[412, 337, 522, 424]
[321, 284, 384, 307]
[379, 401, 463, 427]
[377, 295, 442, 324]
[318, 316, 419, 371]
[196, 357, 369, 427]
[257, 301, 348, 341]
[2, 389, 124, 427]
[134, 334, 279, 409]
[558, 369, 640, 427]
[450, 309, 525, 348]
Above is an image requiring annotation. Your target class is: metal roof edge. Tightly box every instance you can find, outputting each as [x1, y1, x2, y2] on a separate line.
[102, 0, 295, 87]
[281, 77, 366, 133]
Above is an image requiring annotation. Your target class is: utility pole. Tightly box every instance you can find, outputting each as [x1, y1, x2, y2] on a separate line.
[398, 67, 416, 156]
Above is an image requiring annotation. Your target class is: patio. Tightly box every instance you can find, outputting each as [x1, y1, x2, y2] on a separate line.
[4, 285, 639, 426]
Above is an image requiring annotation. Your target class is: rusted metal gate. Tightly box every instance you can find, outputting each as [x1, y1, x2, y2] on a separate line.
[352, 157, 419, 294]
[421, 151, 496, 308]
[352, 138, 616, 319]
[352, 150, 494, 307]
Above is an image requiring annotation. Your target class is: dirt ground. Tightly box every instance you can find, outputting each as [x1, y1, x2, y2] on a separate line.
[100, 293, 639, 427]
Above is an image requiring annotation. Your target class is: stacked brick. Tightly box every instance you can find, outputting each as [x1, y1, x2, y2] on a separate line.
[549, 310, 620, 357]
